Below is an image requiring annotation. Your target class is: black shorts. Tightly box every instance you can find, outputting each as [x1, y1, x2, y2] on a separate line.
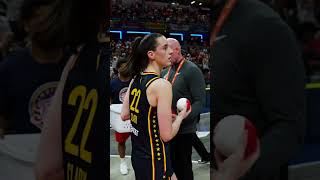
[132, 156, 174, 180]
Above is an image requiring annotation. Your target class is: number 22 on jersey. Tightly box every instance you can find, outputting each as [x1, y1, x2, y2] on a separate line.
[130, 88, 141, 124]
[64, 85, 98, 164]
[130, 88, 141, 113]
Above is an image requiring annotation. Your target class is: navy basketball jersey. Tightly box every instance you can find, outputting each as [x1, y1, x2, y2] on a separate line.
[110, 77, 130, 104]
[130, 72, 173, 179]
[61, 41, 108, 180]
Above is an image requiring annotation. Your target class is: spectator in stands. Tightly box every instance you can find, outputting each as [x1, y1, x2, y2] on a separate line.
[111, 1, 210, 27]
[297, 0, 319, 25]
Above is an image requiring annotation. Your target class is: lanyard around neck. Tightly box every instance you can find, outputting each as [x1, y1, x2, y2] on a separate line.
[165, 58, 185, 85]
[210, 0, 239, 49]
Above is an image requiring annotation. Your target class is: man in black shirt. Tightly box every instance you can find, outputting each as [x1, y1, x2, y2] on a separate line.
[211, 0, 306, 179]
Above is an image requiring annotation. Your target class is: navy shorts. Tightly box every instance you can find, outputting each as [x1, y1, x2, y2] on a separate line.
[132, 155, 174, 180]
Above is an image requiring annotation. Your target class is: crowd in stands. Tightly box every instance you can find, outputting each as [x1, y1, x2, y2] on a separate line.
[267, 0, 320, 81]
[111, 1, 209, 26]
[110, 0, 320, 82]
[110, 1, 209, 86]
[110, 38, 211, 85]
[3, 0, 320, 83]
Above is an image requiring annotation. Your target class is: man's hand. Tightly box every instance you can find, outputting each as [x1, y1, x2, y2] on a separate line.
[213, 131, 260, 180]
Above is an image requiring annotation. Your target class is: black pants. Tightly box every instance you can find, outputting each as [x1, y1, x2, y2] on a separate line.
[170, 133, 194, 180]
[192, 133, 210, 160]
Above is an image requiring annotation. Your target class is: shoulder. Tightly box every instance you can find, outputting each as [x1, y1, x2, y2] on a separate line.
[110, 78, 118, 92]
[184, 61, 203, 76]
[242, 0, 287, 31]
[149, 78, 171, 91]
[185, 60, 199, 69]
[239, 0, 280, 19]
[234, 0, 283, 31]
[247, 12, 296, 45]
[237, 0, 296, 46]
[3, 48, 30, 63]
[9, 47, 30, 58]
[110, 77, 119, 85]
[0, 48, 31, 72]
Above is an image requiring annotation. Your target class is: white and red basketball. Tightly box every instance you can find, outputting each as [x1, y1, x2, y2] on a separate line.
[213, 115, 257, 159]
[176, 98, 191, 111]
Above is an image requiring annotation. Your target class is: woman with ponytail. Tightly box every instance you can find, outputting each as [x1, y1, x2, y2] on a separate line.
[120, 33, 191, 180]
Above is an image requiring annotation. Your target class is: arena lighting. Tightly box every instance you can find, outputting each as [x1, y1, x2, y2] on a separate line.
[191, 1, 195, 4]
[199, 2, 202, 5]
[109, 30, 123, 39]
[172, 2, 175, 5]
[126, 31, 151, 35]
[169, 33, 184, 41]
[190, 33, 203, 42]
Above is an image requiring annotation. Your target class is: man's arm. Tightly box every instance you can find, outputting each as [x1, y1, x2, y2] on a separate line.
[184, 65, 206, 122]
[243, 17, 305, 178]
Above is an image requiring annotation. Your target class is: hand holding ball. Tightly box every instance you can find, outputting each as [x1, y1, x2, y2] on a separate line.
[213, 115, 258, 159]
[176, 98, 191, 111]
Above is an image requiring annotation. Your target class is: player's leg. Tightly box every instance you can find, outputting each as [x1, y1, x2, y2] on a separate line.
[115, 132, 130, 175]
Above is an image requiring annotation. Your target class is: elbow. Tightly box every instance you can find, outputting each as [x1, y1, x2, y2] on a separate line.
[161, 135, 173, 142]
[161, 137, 171, 142]
[121, 113, 129, 121]
[120, 113, 125, 120]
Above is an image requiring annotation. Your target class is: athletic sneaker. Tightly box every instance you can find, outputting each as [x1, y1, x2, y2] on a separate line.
[198, 158, 210, 164]
[120, 160, 128, 175]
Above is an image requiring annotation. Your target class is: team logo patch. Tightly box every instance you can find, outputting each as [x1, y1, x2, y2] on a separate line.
[28, 82, 59, 130]
[119, 87, 128, 103]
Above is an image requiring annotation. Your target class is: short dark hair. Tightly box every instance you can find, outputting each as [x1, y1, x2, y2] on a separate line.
[116, 57, 131, 78]
[20, 0, 52, 22]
